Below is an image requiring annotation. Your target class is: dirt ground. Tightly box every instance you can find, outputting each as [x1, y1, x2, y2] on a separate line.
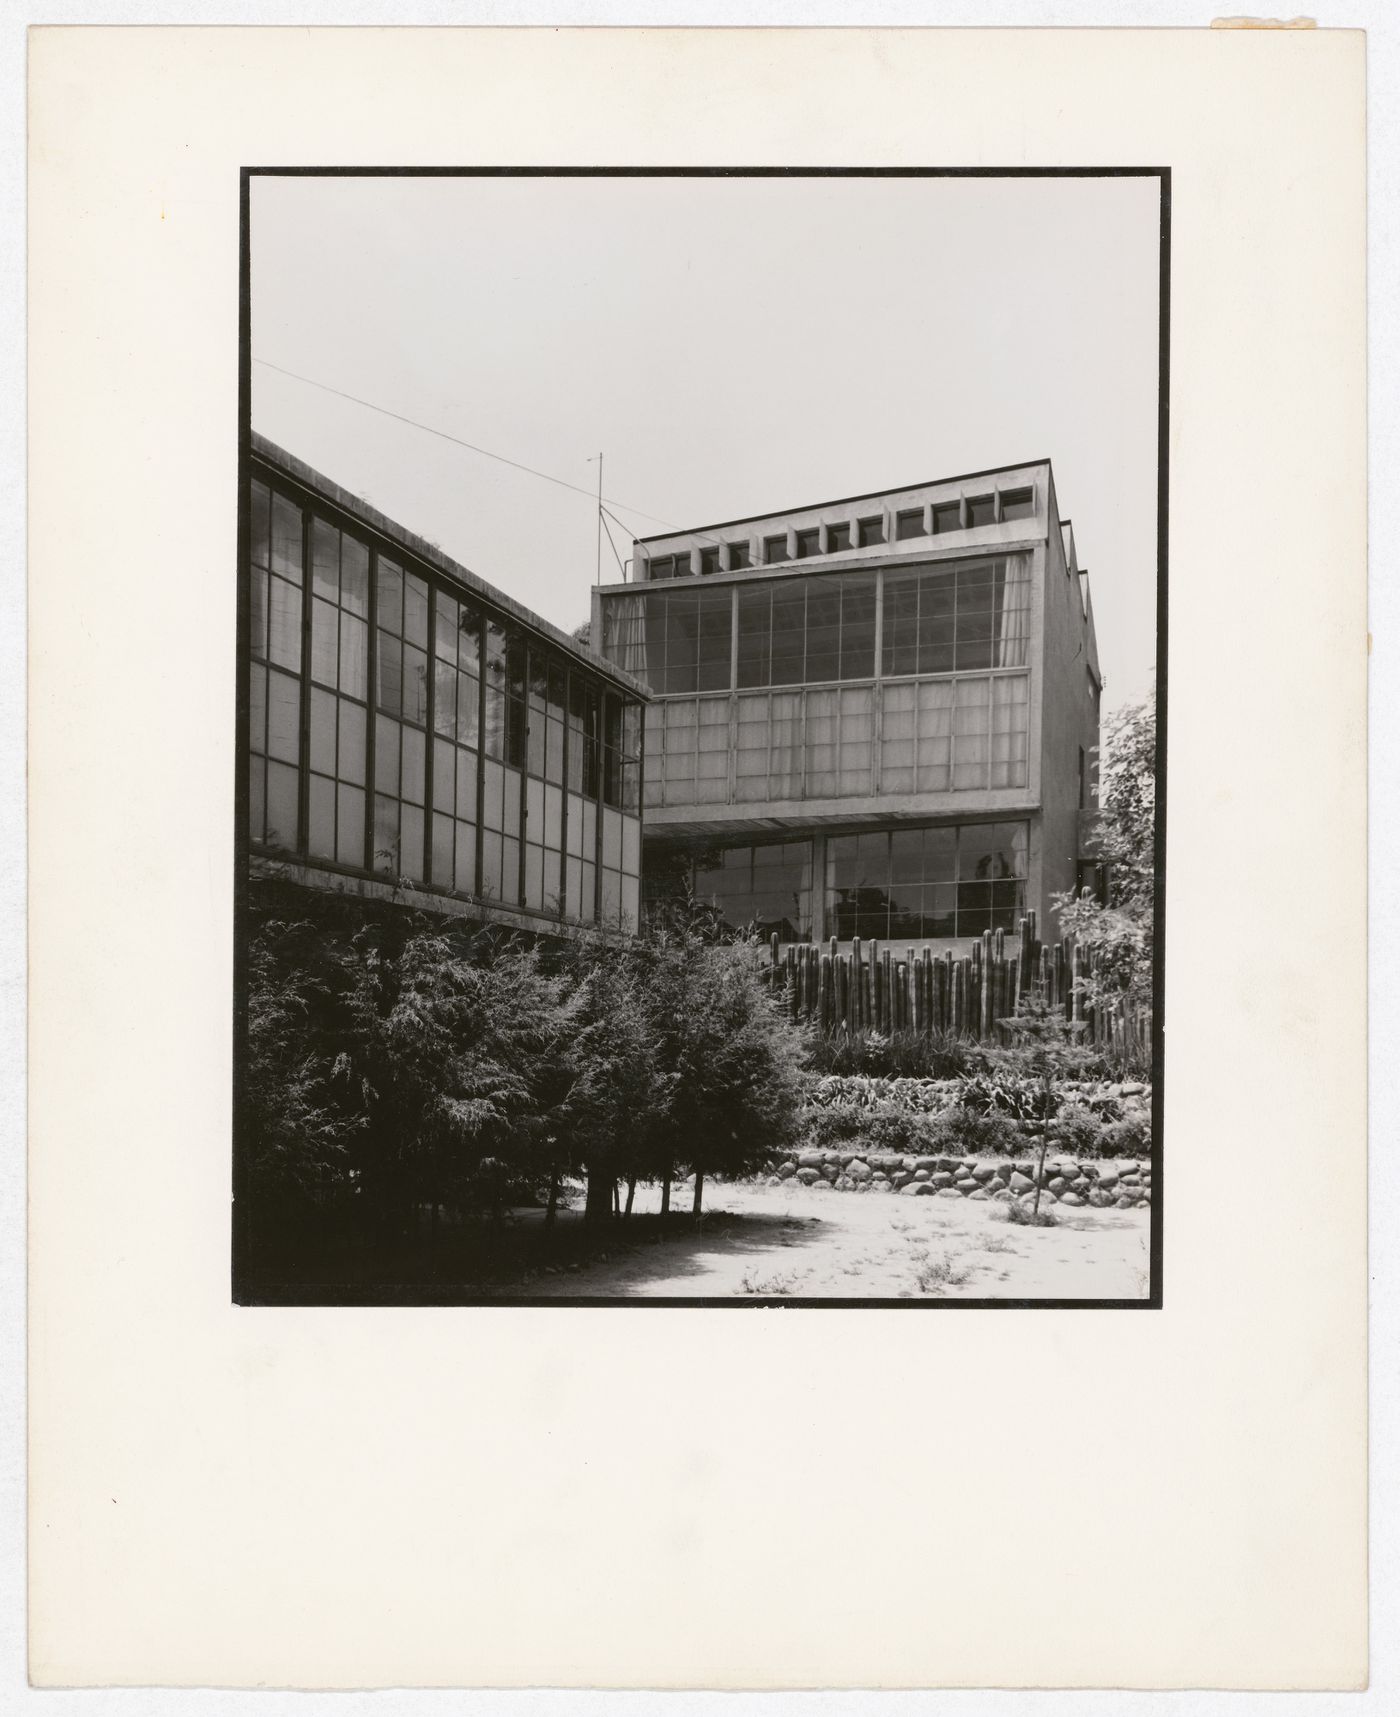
[520, 1179, 1152, 1301]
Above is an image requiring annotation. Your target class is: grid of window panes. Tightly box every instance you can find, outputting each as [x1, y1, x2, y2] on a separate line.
[431, 589, 482, 896]
[828, 821, 1028, 941]
[247, 472, 644, 932]
[523, 656, 566, 913]
[881, 559, 1029, 676]
[676, 839, 815, 942]
[642, 695, 731, 809]
[307, 516, 370, 868]
[736, 573, 877, 689]
[566, 676, 600, 920]
[480, 619, 526, 906]
[603, 560, 1021, 694]
[882, 674, 1029, 793]
[598, 695, 642, 928]
[247, 480, 306, 851]
[372, 556, 430, 881]
[602, 585, 732, 694]
[642, 672, 1027, 808]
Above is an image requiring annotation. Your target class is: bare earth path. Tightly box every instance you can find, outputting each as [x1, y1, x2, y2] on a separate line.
[522, 1180, 1151, 1300]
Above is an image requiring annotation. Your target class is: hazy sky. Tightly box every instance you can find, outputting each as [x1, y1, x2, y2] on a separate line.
[251, 173, 1160, 715]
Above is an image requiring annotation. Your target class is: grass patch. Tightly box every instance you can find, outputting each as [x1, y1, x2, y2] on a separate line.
[909, 1246, 972, 1291]
[993, 1198, 1059, 1228]
[737, 1269, 799, 1296]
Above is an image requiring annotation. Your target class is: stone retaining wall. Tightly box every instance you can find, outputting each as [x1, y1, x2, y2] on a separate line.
[764, 1147, 1152, 1209]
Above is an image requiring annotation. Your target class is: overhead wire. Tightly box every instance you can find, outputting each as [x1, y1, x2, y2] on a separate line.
[253, 357, 737, 554]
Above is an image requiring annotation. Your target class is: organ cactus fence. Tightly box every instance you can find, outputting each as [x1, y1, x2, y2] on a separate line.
[767, 910, 1151, 1057]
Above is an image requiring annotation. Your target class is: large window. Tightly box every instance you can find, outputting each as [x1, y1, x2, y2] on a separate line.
[307, 515, 370, 869]
[431, 588, 481, 896]
[248, 470, 644, 933]
[247, 480, 305, 851]
[650, 838, 813, 942]
[882, 557, 1029, 676]
[604, 561, 1025, 695]
[734, 572, 877, 689]
[602, 586, 731, 693]
[643, 669, 1028, 807]
[829, 821, 1028, 941]
[372, 556, 430, 881]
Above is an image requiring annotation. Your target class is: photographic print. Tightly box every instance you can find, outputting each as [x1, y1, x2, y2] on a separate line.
[236, 169, 1165, 1306]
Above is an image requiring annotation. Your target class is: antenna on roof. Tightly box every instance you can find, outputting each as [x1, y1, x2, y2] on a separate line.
[586, 452, 603, 586]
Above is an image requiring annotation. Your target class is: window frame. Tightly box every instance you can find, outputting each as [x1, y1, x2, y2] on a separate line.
[246, 463, 645, 931]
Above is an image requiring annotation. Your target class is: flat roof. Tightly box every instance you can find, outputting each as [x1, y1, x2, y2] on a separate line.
[250, 433, 650, 700]
[635, 458, 1053, 545]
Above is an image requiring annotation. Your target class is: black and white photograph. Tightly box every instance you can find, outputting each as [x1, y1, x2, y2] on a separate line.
[236, 168, 1165, 1306]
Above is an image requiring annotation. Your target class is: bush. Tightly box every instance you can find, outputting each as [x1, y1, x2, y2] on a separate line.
[807, 1028, 980, 1079]
[798, 1104, 867, 1147]
[1049, 1104, 1106, 1158]
[862, 1104, 942, 1154]
[925, 1106, 1024, 1158]
[1100, 1114, 1152, 1158]
[801, 1101, 940, 1154]
[957, 1070, 1053, 1123]
[807, 1074, 951, 1113]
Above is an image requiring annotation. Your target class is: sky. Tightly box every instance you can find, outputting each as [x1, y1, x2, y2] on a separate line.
[251, 173, 1161, 716]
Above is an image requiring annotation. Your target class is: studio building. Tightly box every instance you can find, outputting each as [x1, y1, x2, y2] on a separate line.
[592, 459, 1103, 951]
[242, 435, 649, 938]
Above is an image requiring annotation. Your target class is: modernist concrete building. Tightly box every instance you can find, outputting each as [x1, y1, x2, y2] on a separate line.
[592, 459, 1101, 950]
[244, 435, 649, 935]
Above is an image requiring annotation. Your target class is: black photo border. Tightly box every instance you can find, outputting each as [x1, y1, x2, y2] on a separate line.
[233, 165, 1169, 1311]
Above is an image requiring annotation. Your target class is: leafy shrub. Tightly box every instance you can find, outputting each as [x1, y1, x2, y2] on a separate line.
[862, 1105, 942, 1154]
[798, 1104, 868, 1147]
[925, 1106, 1024, 1157]
[1049, 1105, 1107, 1158]
[807, 1028, 980, 1079]
[802, 1101, 940, 1154]
[957, 1070, 1054, 1123]
[807, 1074, 952, 1114]
[1100, 1114, 1152, 1158]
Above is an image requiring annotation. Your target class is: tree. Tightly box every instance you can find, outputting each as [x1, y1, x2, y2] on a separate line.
[637, 911, 808, 1222]
[1054, 680, 1156, 1013]
[242, 915, 366, 1245]
[993, 985, 1096, 1219]
[558, 936, 668, 1224]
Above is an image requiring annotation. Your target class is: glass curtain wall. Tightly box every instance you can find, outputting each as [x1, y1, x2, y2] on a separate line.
[646, 838, 815, 942]
[431, 589, 481, 896]
[307, 516, 370, 869]
[609, 556, 1030, 808]
[828, 821, 1028, 941]
[600, 558, 1025, 691]
[643, 674, 1027, 809]
[373, 556, 430, 881]
[247, 473, 643, 931]
[248, 481, 307, 851]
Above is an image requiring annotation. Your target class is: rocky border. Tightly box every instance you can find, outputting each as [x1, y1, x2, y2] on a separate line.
[764, 1148, 1152, 1208]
